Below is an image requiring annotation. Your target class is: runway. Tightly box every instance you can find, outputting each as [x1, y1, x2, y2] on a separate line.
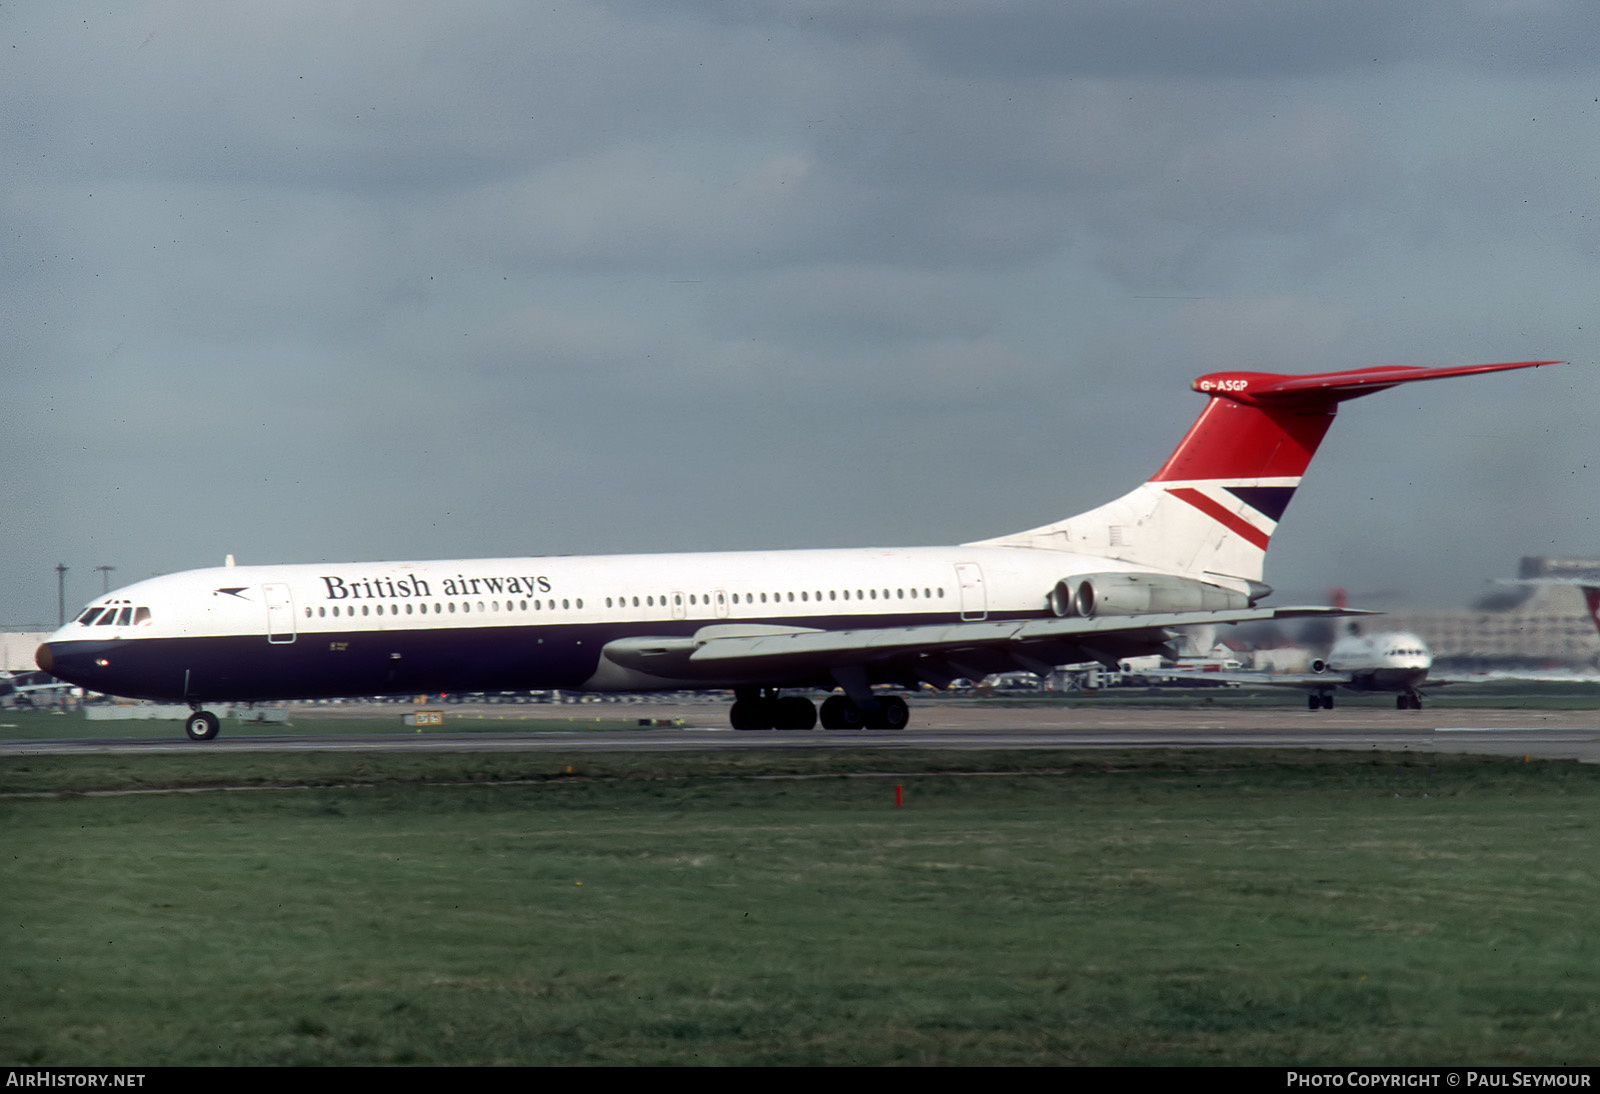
[5, 702, 1598, 762]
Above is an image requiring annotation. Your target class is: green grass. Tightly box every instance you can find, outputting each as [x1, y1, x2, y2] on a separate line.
[4, 749, 1599, 1065]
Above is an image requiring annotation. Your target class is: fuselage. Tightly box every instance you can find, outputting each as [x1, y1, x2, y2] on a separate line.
[1325, 630, 1433, 693]
[38, 545, 1201, 703]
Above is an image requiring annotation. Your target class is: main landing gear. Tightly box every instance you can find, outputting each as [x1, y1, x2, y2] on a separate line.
[729, 688, 909, 731]
[185, 706, 221, 741]
[1308, 692, 1334, 710]
[1396, 690, 1423, 710]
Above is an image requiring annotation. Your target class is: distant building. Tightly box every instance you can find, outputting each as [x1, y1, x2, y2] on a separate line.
[1366, 555, 1600, 669]
[0, 632, 49, 673]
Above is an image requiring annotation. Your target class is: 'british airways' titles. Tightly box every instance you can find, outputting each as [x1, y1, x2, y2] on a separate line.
[320, 574, 552, 601]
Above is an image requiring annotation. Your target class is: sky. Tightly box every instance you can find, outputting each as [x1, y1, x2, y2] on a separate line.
[5, 1, 1598, 627]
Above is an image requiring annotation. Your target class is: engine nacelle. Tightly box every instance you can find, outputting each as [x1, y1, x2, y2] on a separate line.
[1049, 572, 1251, 618]
[1310, 658, 1327, 674]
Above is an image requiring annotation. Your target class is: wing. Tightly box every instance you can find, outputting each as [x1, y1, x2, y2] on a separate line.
[594, 606, 1372, 690]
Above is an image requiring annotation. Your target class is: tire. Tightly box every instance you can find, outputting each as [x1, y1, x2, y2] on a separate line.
[820, 695, 864, 730]
[729, 699, 773, 730]
[185, 710, 221, 742]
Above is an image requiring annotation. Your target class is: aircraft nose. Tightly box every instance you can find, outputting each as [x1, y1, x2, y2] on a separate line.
[35, 641, 101, 688]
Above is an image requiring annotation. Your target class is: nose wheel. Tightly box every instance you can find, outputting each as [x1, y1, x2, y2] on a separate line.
[185, 709, 221, 741]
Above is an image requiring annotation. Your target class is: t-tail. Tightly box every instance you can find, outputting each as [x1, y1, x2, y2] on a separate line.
[970, 361, 1557, 584]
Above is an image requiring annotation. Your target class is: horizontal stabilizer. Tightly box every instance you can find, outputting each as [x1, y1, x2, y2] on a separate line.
[1192, 360, 1558, 406]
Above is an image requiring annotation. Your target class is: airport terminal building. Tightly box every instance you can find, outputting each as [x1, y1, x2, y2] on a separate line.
[1377, 556, 1600, 670]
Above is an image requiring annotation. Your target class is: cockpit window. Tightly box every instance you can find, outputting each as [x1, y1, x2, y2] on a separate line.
[76, 603, 152, 627]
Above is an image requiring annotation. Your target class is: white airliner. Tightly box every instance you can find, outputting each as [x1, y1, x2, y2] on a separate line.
[1146, 624, 1437, 710]
[36, 360, 1555, 740]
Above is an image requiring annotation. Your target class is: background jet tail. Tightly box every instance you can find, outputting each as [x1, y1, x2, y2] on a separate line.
[969, 361, 1556, 584]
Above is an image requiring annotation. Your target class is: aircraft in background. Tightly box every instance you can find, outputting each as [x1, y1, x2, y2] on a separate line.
[36, 360, 1555, 740]
[1152, 574, 1600, 706]
[1146, 621, 1436, 709]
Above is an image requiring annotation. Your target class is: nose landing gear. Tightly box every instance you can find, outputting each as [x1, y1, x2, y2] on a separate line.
[185, 708, 221, 741]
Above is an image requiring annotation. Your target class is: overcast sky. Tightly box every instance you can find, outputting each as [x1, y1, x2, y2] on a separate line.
[5, 2, 1597, 627]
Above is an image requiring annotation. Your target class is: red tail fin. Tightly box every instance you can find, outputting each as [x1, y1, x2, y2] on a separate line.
[974, 360, 1556, 583]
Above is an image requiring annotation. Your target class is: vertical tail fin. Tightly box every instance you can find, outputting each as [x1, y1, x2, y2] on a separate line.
[970, 361, 1556, 583]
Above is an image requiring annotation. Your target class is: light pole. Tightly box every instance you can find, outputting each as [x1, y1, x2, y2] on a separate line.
[94, 565, 115, 594]
[55, 563, 68, 627]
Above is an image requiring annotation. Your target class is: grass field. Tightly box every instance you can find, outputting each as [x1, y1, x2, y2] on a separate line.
[5, 741, 1599, 1066]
